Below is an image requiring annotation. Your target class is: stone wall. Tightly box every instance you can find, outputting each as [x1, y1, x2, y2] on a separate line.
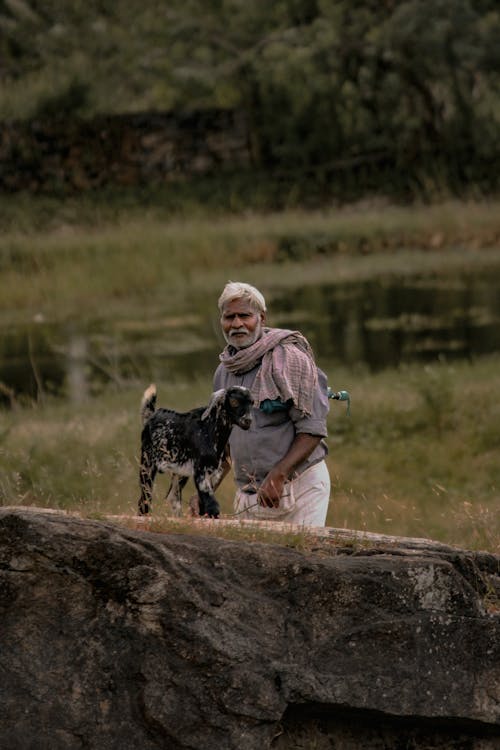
[0, 508, 498, 749]
[0, 110, 251, 193]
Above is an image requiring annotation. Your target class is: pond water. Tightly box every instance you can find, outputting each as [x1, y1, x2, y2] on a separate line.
[1, 268, 500, 406]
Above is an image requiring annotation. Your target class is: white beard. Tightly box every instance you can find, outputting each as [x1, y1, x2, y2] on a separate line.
[224, 320, 263, 349]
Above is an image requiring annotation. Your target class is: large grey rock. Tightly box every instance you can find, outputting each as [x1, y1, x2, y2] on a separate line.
[0, 507, 498, 749]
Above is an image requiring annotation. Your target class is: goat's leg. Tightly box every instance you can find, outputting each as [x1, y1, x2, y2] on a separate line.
[165, 474, 188, 516]
[194, 469, 220, 519]
[138, 451, 156, 515]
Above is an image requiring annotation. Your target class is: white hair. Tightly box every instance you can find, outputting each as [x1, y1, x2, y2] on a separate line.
[218, 281, 267, 314]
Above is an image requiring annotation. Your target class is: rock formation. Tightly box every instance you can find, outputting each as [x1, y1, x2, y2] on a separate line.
[0, 507, 498, 749]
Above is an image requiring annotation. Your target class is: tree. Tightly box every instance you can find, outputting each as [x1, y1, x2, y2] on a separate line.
[0, 0, 498, 193]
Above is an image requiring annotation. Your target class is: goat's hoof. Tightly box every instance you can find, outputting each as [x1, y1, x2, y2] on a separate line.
[138, 502, 150, 516]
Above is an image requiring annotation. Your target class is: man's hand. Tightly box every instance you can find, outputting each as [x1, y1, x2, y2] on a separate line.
[258, 433, 322, 508]
[258, 467, 287, 508]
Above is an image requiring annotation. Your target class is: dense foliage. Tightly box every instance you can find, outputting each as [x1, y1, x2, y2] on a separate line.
[1, 0, 499, 195]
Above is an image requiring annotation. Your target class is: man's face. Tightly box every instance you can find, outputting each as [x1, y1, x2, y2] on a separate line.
[221, 299, 265, 349]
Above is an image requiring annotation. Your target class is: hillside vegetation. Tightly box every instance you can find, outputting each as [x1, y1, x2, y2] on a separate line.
[1, 0, 499, 198]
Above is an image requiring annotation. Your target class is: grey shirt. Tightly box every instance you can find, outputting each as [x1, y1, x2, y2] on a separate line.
[213, 361, 329, 491]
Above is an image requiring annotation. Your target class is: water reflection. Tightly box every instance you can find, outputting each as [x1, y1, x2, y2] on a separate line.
[1, 269, 500, 406]
[0, 319, 218, 406]
[272, 272, 500, 369]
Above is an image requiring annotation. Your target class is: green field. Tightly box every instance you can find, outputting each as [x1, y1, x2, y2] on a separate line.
[2, 196, 500, 325]
[1, 356, 499, 551]
[1, 198, 500, 552]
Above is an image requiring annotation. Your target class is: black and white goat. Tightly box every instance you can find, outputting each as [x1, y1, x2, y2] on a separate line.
[138, 384, 253, 518]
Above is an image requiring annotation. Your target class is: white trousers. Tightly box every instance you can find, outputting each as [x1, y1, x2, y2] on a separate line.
[234, 460, 331, 527]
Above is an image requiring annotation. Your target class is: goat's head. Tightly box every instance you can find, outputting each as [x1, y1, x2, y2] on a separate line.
[225, 386, 253, 430]
[201, 386, 253, 430]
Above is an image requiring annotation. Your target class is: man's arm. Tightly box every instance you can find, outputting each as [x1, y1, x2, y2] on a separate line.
[258, 364, 329, 508]
[258, 433, 322, 508]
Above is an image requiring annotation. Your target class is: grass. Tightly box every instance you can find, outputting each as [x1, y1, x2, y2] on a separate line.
[1, 356, 499, 552]
[329, 359, 500, 551]
[1, 195, 500, 552]
[1, 197, 500, 326]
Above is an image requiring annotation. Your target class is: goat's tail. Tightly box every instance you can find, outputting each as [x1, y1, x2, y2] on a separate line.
[140, 384, 157, 425]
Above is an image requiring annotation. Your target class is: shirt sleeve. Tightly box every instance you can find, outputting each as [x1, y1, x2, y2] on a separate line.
[289, 367, 329, 437]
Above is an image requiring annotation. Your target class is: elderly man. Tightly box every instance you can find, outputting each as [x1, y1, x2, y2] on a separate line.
[213, 281, 331, 526]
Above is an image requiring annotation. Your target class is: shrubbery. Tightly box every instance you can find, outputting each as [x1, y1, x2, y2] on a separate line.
[1, 0, 498, 198]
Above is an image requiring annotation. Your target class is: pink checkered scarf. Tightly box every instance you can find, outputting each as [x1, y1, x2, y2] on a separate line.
[219, 327, 318, 415]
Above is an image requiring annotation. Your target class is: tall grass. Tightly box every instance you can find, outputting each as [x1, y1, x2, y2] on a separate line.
[329, 359, 500, 551]
[1, 356, 499, 552]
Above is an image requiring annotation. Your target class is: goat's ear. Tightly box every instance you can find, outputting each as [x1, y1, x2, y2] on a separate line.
[201, 389, 226, 421]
